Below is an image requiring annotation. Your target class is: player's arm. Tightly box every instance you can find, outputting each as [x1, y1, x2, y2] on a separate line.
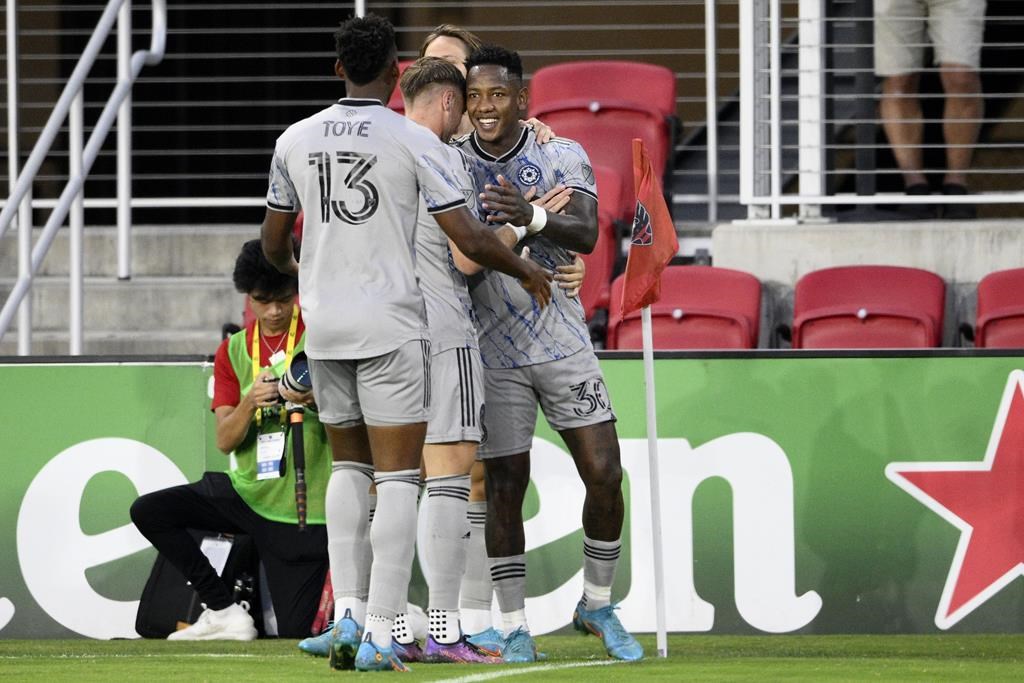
[481, 175, 598, 254]
[451, 185, 573, 276]
[434, 205, 553, 308]
[261, 209, 300, 277]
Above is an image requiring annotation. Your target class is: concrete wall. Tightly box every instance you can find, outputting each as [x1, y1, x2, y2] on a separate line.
[711, 219, 1024, 348]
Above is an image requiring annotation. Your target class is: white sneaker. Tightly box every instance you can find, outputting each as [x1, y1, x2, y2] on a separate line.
[167, 601, 257, 641]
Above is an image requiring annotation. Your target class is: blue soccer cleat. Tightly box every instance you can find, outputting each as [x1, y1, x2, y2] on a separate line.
[328, 609, 363, 670]
[572, 600, 644, 661]
[501, 626, 538, 663]
[298, 621, 333, 657]
[466, 627, 504, 658]
[354, 633, 410, 672]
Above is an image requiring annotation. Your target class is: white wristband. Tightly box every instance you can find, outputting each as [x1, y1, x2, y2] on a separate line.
[526, 205, 548, 234]
[506, 223, 528, 242]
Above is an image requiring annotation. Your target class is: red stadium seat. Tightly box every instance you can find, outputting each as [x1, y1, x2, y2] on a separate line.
[386, 60, 416, 115]
[577, 165, 624, 320]
[527, 61, 677, 221]
[792, 266, 946, 349]
[606, 266, 762, 350]
[975, 268, 1024, 348]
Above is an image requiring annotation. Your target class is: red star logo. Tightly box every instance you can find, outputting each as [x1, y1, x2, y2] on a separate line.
[886, 370, 1024, 629]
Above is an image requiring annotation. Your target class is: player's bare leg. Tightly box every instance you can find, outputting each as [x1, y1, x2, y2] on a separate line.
[559, 420, 642, 660]
[483, 451, 536, 661]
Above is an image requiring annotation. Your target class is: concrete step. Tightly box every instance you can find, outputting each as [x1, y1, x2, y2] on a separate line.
[0, 329, 223, 356]
[0, 276, 244, 332]
[0, 225, 258, 278]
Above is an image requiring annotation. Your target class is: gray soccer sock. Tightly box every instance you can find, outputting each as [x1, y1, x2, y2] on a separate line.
[327, 461, 374, 620]
[423, 474, 471, 614]
[582, 536, 621, 611]
[489, 554, 527, 624]
[366, 469, 421, 621]
[460, 501, 494, 628]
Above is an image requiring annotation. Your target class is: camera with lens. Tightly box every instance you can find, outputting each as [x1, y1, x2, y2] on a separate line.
[280, 350, 312, 395]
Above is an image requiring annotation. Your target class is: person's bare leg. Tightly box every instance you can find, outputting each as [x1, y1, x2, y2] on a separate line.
[880, 72, 927, 188]
[939, 62, 983, 187]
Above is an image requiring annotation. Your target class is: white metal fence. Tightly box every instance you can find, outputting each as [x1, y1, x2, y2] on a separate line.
[740, 0, 1024, 220]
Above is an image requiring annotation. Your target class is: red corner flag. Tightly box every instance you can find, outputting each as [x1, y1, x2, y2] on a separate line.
[620, 138, 678, 315]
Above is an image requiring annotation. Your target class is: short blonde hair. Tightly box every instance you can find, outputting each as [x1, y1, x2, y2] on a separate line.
[400, 56, 466, 104]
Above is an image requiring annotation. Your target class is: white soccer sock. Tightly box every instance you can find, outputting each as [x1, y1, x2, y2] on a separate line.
[391, 612, 415, 645]
[582, 536, 621, 611]
[327, 461, 374, 625]
[366, 613, 394, 649]
[501, 608, 529, 634]
[428, 608, 462, 644]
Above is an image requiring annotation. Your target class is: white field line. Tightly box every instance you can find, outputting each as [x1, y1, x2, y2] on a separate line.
[441, 659, 623, 682]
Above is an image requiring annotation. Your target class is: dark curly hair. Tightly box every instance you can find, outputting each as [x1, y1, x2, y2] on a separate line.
[465, 44, 523, 83]
[233, 238, 298, 296]
[334, 14, 396, 86]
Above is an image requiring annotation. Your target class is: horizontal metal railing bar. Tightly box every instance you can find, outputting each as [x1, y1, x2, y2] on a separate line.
[746, 193, 1024, 205]
[777, 143, 1024, 150]
[756, 168, 1024, 175]
[769, 67, 1024, 75]
[759, 93, 1024, 101]
[23, 23, 713, 37]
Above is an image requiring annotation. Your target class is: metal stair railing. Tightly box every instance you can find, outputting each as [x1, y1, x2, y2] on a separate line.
[0, 0, 166, 354]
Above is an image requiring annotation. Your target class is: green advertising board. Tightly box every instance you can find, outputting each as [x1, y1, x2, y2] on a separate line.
[1, 353, 1023, 639]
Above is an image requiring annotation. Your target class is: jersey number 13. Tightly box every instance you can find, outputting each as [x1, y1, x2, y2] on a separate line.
[308, 151, 379, 224]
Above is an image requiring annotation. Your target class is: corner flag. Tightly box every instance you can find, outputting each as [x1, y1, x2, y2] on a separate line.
[620, 139, 679, 316]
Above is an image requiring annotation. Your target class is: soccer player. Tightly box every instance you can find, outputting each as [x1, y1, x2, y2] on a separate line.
[453, 45, 644, 663]
[260, 15, 551, 673]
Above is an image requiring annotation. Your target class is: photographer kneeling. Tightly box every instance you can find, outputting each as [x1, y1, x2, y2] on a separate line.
[130, 239, 330, 640]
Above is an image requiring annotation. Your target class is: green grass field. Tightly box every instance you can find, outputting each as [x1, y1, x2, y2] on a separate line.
[2, 634, 1024, 681]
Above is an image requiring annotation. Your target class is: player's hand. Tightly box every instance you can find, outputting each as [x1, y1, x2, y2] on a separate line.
[518, 247, 553, 308]
[532, 185, 572, 214]
[524, 117, 555, 144]
[481, 175, 534, 226]
[555, 253, 585, 298]
[249, 370, 281, 408]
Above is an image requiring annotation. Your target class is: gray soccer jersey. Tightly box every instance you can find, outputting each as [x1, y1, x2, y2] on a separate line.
[414, 149, 480, 353]
[453, 126, 596, 369]
[266, 98, 469, 360]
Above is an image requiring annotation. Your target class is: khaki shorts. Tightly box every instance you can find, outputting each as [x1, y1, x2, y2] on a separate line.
[426, 346, 485, 445]
[477, 349, 616, 459]
[874, 0, 986, 76]
[309, 339, 431, 427]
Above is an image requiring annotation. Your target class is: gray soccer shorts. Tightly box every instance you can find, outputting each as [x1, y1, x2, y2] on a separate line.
[426, 346, 485, 445]
[477, 349, 616, 459]
[308, 338, 431, 427]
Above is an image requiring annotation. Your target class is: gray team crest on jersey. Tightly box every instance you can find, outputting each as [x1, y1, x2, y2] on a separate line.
[517, 163, 542, 186]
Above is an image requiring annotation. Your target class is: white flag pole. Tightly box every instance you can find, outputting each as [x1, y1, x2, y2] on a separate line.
[641, 304, 668, 657]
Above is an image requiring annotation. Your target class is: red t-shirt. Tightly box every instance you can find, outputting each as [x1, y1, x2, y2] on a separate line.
[211, 317, 306, 411]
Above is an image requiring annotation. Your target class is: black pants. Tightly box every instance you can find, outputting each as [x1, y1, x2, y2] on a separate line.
[130, 472, 328, 638]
